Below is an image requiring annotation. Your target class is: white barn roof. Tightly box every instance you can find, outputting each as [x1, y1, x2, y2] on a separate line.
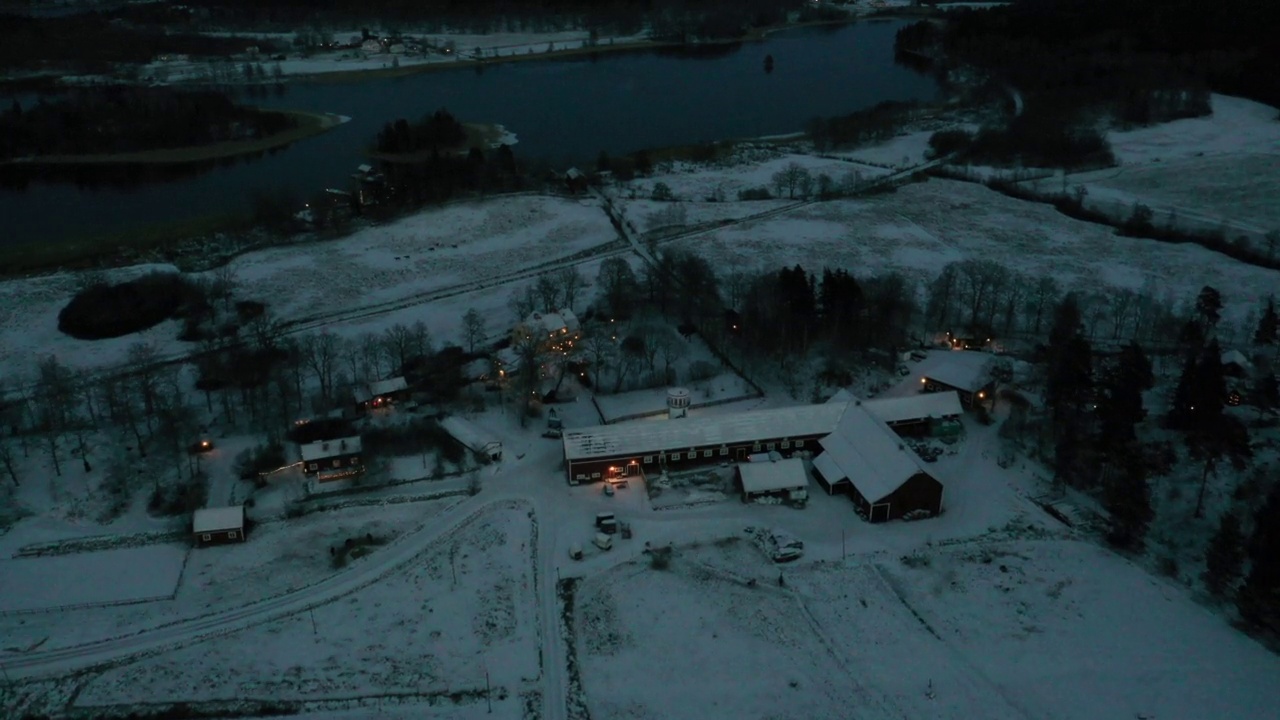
[739, 458, 809, 494]
[562, 403, 846, 461]
[193, 506, 244, 533]
[815, 403, 932, 503]
[440, 416, 501, 454]
[300, 436, 362, 462]
[525, 309, 580, 337]
[863, 391, 963, 424]
[368, 376, 409, 396]
[919, 351, 994, 392]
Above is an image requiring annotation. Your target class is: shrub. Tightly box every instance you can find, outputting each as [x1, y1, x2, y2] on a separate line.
[58, 271, 208, 340]
[149, 473, 209, 517]
[649, 546, 673, 570]
[235, 441, 286, 481]
[686, 359, 718, 382]
[926, 128, 974, 159]
[737, 186, 772, 201]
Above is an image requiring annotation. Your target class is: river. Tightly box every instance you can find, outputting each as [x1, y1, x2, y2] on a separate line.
[0, 20, 938, 250]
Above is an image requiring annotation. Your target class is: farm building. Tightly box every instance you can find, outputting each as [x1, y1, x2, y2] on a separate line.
[863, 391, 964, 438]
[918, 351, 995, 408]
[440, 416, 503, 462]
[737, 456, 809, 504]
[560, 402, 846, 484]
[300, 436, 364, 482]
[353, 376, 410, 412]
[811, 402, 944, 522]
[193, 506, 246, 547]
[523, 309, 581, 343]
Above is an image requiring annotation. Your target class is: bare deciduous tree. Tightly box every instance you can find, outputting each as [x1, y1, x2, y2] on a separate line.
[771, 162, 812, 200]
[302, 332, 340, 403]
[555, 267, 586, 310]
[508, 285, 538, 323]
[462, 308, 487, 354]
[582, 332, 616, 391]
[534, 273, 561, 312]
[382, 323, 414, 373]
[34, 355, 74, 478]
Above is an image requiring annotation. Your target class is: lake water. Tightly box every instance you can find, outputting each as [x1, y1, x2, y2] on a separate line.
[0, 20, 938, 249]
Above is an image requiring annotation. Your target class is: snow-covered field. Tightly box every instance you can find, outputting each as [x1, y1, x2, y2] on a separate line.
[575, 534, 1280, 719]
[73, 502, 537, 713]
[666, 177, 1279, 326]
[0, 544, 187, 613]
[1062, 95, 1280, 236]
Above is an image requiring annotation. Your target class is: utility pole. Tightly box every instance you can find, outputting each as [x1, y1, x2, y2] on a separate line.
[309, 608, 318, 638]
[841, 528, 846, 560]
[486, 667, 492, 713]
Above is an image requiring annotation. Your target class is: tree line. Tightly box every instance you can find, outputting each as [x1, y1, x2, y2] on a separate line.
[0, 86, 296, 160]
[374, 109, 467, 155]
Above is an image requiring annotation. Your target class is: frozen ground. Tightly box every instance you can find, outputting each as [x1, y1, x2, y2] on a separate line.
[1059, 94, 1280, 237]
[0, 544, 187, 613]
[666, 177, 1280, 326]
[0, 195, 617, 378]
[575, 533, 1280, 720]
[73, 502, 537, 712]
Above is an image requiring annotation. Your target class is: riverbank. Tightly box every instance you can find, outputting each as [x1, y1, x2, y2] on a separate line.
[0, 109, 345, 166]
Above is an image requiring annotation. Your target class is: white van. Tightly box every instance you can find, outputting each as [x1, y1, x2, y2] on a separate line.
[593, 533, 614, 551]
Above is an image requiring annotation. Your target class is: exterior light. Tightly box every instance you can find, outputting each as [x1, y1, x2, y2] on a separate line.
[920, 378, 927, 384]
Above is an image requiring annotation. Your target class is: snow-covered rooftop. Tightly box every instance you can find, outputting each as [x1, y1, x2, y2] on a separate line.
[524, 308, 580, 337]
[815, 404, 933, 503]
[300, 436, 362, 462]
[192, 506, 245, 533]
[440, 415, 501, 454]
[738, 457, 809, 494]
[918, 351, 994, 392]
[562, 403, 846, 461]
[863, 391, 964, 424]
[368, 376, 409, 396]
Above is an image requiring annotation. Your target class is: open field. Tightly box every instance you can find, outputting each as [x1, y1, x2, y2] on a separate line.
[72, 503, 537, 712]
[0, 544, 188, 614]
[574, 535, 1280, 719]
[666, 176, 1280, 326]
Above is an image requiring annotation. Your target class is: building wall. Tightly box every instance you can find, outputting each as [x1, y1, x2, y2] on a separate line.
[881, 472, 944, 521]
[923, 378, 993, 409]
[194, 527, 246, 547]
[565, 432, 824, 484]
[303, 451, 362, 476]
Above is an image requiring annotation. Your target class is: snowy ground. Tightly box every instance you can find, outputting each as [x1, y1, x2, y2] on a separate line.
[1053, 95, 1280, 239]
[0, 194, 617, 378]
[72, 502, 537, 713]
[0, 544, 187, 613]
[664, 176, 1280, 328]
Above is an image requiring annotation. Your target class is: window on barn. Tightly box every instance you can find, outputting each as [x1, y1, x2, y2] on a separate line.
[643, 456, 654, 464]
[308, 463, 318, 471]
[719, 447, 728, 456]
[333, 459, 341, 467]
[228, 531, 238, 539]
[767, 443, 775, 451]
[352, 456, 360, 464]
[781, 441, 790, 449]
[576, 473, 588, 481]
[591, 472, 601, 478]
[202, 534, 211, 542]
[752, 443, 761, 451]
[796, 440, 805, 447]
[703, 450, 712, 458]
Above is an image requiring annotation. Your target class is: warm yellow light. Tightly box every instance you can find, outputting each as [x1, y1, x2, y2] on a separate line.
[920, 378, 927, 384]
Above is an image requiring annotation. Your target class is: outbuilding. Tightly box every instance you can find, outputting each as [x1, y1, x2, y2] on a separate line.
[193, 506, 246, 547]
[300, 436, 364, 482]
[917, 351, 995, 408]
[862, 391, 964, 438]
[440, 415, 503, 462]
[737, 457, 809, 504]
[811, 401, 944, 522]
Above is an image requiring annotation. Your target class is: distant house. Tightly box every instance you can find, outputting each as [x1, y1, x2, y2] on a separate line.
[440, 416, 503, 462]
[524, 309, 581, 342]
[811, 401, 944, 522]
[193, 506, 246, 547]
[353, 376, 410, 412]
[300, 436, 364, 482]
[1222, 349, 1253, 378]
[388, 43, 406, 54]
[361, 38, 384, 55]
[917, 351, 995, 408]
[565, 167, 588, 194]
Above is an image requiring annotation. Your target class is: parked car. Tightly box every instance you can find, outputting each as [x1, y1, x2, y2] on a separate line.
[595, 512, 619, 534]
[593, 533, 613, 551]
[568, 544, 584, 561]
[603, 483, 615, 497]
[768, 530, 805, 563]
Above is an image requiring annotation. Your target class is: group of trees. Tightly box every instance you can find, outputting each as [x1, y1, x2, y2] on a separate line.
[1036, 281, 1280, 631]
[0, 87, 297, 159]
[373, 109, 467, 155]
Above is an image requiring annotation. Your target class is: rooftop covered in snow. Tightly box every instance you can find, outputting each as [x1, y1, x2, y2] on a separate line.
[814, 403, 933, 503]
[192, 506, 245, 533]
[562, 403, 846, 461]
[863, 391, 964, 424]
[738, 457, 809, 494]
[918, 351, 995, 392]
[300, 436, 362, 462]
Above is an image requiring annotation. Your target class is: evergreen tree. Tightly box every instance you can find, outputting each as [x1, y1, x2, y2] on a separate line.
[1239, 484, 1280, 629]
[1046, 294, 1093, 490]
[1103, 449, 1153, 550]
[1252, 296, 1278, 348]
[1196, 285, 1223, 335]
[1252, 372, 1280, 419]
[1204, 511, 1245, 597]
[1190, 413, 1251, 518]
[1096, 342, 1152, 454]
